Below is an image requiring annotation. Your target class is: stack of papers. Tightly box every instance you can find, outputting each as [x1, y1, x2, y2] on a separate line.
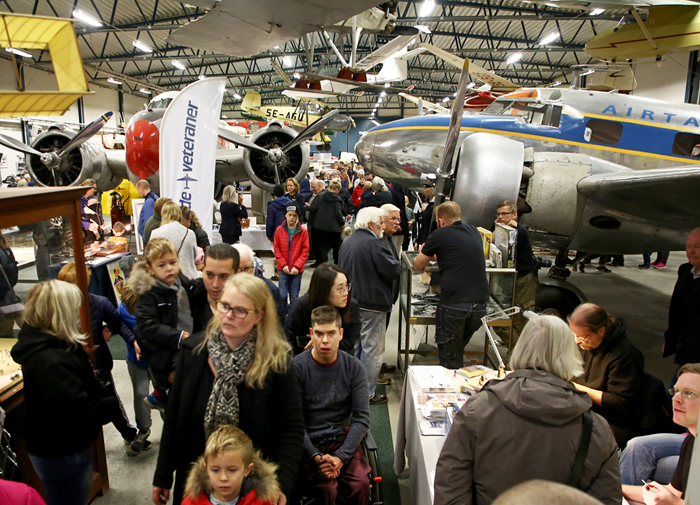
[413, 366, 456, 392]
[415, 393, 468, 420]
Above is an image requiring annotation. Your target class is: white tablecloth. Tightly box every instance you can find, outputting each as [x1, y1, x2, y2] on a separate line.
[240, 227, 272, 252]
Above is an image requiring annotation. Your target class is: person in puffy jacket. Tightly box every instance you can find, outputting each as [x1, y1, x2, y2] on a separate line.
[182, 425, 280, 505]
[434, 315, 622, 505]
[273, 206, 309, 311]
[11, 280, 122, 505]
[265, 185, 292, 242]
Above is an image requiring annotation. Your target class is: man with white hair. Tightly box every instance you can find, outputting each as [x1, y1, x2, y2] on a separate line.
[232, 243, 287, 325]
[338, 207, 401, 405]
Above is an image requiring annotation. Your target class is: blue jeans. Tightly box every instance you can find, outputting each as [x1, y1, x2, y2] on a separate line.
[619, 433, 686, 485]
[29, 448, 93, 505]
[278, 270, 302, 311]
[435, 302, 487, 369]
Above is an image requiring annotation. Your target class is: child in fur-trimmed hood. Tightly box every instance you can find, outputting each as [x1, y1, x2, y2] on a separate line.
[182, 425, 280, 505]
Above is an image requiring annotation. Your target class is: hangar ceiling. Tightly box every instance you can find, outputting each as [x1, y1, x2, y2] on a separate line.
[0, 0, 626, 117]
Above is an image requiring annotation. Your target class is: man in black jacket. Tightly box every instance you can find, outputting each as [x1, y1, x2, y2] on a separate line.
[338, 207, 401, 404]
[307, 179, 327, 267]
[664, 228, 700, 369]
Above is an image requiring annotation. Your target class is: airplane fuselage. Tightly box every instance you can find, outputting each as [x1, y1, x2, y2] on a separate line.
[357, 88, 700, 190]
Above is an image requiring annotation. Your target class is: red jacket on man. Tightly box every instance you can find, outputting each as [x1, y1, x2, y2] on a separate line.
[273, 223, 309, 273]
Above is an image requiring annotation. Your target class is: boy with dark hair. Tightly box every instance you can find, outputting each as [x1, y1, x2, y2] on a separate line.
[293, 306, 371, 505]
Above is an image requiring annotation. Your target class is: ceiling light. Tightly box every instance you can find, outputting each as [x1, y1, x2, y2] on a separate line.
[506, 52, 522, 64]
[442, 97, 450, 102]
[293, 72, 300, 79]
[384, 83, 391, 88]
[172, 59, 186, 70]
[371, 119, 381, 126]
[539, 32, 559, 45]
[545, 3, 558, 8]
[419, 0, 435, 18]
[415, 25, 431, 34]
[5, 47, 32, 58]
[221, 115, 228, 119]
[378, 97, 383, 103]
[133, 40, 152, 52]
[467, 82, 476, 89]
[233, 93, 242, 100]
[380, 91, 386, 97]
[274, 45, 280, 49]
[550, 81, 561, 87]
[198, 75, 206, 80]
[139, 88, 151, 94]
[73, 9, 102, 27]
[283, 56, 293, 67]
[590, 8, 606, 15]
[107, 77, 122, 84]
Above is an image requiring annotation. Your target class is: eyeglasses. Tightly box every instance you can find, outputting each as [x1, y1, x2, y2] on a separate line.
[240, 264, 255, 273]
[334, 283, 351, 295]
[216, 302, 255, 319]
[496, 211, 514, 217]
[668, 388, 699, 400]
[573, 332, 592, 343]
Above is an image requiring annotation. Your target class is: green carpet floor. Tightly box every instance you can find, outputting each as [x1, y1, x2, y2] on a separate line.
[369, 384, 400, 505]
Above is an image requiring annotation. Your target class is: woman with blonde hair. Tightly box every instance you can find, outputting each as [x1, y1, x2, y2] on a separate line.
[11, 280, 121, 505]
[152, 274, 304, 505]
[151, 201, 198, 278]
[219, 185, 248, 244]
[285, 177, 305, 223]
[434, 315, 622, 505]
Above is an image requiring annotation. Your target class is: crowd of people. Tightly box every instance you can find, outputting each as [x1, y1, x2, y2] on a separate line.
[4, 166, 700, 505]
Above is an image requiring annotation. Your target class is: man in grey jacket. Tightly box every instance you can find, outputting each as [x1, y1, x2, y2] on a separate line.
[338, 207, 400, 405]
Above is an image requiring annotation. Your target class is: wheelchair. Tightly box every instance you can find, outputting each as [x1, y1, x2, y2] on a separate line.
[296, 430, 384, 505]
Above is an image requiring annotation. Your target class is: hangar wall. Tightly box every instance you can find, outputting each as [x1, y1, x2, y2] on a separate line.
[632, 56, 689, 103]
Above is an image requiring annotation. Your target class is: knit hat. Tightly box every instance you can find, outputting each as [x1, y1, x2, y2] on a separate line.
[285, 205, 299, 217]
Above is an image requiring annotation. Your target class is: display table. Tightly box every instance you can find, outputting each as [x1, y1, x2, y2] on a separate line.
[241, 226, 272, 252]
[48, 251, 130, 306]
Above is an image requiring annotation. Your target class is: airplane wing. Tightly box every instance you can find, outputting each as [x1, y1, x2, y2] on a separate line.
[167, 0, 380, 58]
[418, 43, 520, 93]
[354, 35, 419, 71]
[399, 93, 450, 114]
[577, 166, 700, 224]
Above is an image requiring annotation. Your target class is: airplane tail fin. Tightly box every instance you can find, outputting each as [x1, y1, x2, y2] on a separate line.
[241, 91, 261, 111]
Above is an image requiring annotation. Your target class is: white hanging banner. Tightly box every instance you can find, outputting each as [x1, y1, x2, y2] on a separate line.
[159, 77, 226, 241]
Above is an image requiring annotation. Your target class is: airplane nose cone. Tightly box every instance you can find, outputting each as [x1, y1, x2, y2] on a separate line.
[126, 120, 160, 180]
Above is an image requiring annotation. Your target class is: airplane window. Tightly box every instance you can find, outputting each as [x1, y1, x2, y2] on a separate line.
[544, 106, 562, 127]
[583, 118, 623, 145]
[671, 132, 700, 157]
[531, 111, 545, 126]
[483, 101, 509, 115]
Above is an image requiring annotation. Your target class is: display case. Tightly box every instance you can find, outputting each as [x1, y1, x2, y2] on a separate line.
[397, 250, 517, 372]
[0, 187, 109, 502]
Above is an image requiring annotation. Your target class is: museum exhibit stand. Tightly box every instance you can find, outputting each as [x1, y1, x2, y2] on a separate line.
[0, 187, 109, 502]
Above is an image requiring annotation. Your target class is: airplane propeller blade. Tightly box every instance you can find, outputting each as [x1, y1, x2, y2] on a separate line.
[433, 56, 471, 219]
[57, 112, 113, 158]
[282, 109, 340, 153]
[217, 128, 270, 156]
[0, 133, 43, 157]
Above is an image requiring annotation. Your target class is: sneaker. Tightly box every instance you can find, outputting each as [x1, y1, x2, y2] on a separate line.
[654, 262, 667, 269]
[596, 266, 612, 273]
[370, 394, 388, 405]
[127, 429, 151, 457]
[144, 392, 167, 412]
[638, 264, 651, 270]
[650, 260, 660, 267]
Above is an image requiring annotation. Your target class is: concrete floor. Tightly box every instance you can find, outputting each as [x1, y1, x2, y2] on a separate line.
[88, 251, 685, 504]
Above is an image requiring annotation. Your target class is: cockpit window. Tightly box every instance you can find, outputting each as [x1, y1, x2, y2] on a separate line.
[484, 100, 560, 127]
[149, 98, 173, 109]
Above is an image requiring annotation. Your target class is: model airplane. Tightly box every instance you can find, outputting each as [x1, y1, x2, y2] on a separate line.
[399, 93, 451, 115]
[356, 82, 700, 262]
[0, 90, 339, 194]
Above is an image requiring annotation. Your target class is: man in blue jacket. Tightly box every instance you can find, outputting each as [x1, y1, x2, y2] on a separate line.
[338, 207, 400, 405]
[136, 180, 158, 241]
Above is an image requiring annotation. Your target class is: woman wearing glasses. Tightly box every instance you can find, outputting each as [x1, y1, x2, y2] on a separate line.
[152, 274, 304, 505]
[569, 302, 645, 447]
[285, 263, 361, 355]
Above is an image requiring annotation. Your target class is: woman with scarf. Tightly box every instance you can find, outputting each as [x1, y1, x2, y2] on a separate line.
[152, 274, 304, 505]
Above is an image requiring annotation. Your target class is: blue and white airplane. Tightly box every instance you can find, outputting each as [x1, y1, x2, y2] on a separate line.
[356, 87, 700, 259]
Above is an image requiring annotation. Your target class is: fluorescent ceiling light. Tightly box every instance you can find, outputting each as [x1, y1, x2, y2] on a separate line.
[222, 115, 228, 118]
[133, 40, 152, 52]
[415, 25, 431, 34]
[539, 32, 559, 45]
[139, 88, 151, 94]
[545, 3, 558, 7]
[73, 9, 102, 27]
[5, 47, 32, 58]
[419, 0, 435, 18]
[283, 56, 293, 67]
[378, 97, 383, 103]
[590, 8, 606, 15]
[293, 72, 300, 79]
[466, 82, 476, 89]
[172, 59, 186, 70]
[371, 119, 381, 126]
[380, 91, 386, 97]
[198, 75, 206, 80]
[506, 52, 522, 64]
[550, 81, 561, 87]
[233, 93, 242, 100]
[274, 45, 280, 49]
[107, 77, 122, 84]
[442, 97, 450, 102]
[384, 83, 391, 88]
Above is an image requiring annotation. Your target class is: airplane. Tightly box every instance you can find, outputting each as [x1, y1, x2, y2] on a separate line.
[356, 72, 700, 308]
[239, 91, 354, 150]
[399, 93, 451, 115]
[0, 90, 340, 196]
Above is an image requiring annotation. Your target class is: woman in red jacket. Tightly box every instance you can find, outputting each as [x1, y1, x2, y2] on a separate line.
[351, 176, 366, 213]
[273, 206, 309, 311]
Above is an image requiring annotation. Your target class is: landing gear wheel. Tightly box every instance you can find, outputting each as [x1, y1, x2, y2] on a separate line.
[536, 282, 584, 319]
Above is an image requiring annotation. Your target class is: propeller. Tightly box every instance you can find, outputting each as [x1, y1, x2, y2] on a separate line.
[282, 109, 339, 153]
[432, 56, 471, 226]
[57, 112, 113, 157]
[217, 127, 271, 156]
[0, 133, 43, 157]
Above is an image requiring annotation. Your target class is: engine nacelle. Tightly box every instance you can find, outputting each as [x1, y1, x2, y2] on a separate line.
[27, 125, 119, 192]
[242, 121, 309, 192]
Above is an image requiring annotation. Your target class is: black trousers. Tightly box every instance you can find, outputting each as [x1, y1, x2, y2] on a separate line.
[316, 230, 341, 264]
[97, 369, 137, 442]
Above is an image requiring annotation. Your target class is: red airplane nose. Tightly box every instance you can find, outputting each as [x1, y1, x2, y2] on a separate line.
[126, 120, 159, 180]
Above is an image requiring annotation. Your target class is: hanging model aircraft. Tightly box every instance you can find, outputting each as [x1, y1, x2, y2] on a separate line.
[0, 90, 340, 194]
[399, 93, 451, 115]
[356, 72, 700, 285]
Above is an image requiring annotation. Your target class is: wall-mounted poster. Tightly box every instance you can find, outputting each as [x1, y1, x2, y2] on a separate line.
[106, 260, 125, 302]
